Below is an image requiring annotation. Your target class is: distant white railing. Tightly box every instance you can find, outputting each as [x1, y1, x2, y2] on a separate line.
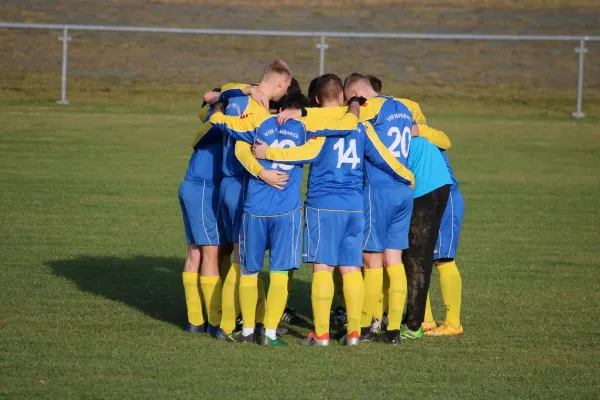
[1, 22, 599, 117]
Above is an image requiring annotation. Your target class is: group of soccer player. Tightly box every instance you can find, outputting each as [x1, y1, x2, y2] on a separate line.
[178, 59, 465, 346]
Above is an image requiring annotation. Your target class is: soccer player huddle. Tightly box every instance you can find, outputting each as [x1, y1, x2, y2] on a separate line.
[178, 59, 465, 346]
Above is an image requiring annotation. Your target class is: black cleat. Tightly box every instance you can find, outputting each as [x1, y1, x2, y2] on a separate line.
[185, 322, 207, 333]
[380, 330, 402, 345]
[226, 331, 255, 344]
[281, 308, 301, 325]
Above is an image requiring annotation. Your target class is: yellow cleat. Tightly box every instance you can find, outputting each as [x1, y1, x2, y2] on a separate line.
[424, 322, 463, 337]
[421, 320, 438, 332]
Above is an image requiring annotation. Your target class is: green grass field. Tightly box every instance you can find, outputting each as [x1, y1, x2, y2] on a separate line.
[1, 98, 599, 399]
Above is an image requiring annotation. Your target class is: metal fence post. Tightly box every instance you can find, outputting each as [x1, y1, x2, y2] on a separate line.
[572, 38, 588, 118]
[316, 35, 328, 75]
[57, 26, 71, 105]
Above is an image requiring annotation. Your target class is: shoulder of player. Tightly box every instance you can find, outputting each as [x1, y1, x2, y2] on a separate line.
[395, 97, 421, 113]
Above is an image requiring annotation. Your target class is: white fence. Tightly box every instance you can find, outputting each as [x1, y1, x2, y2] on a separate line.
[1, 22, 599, 117]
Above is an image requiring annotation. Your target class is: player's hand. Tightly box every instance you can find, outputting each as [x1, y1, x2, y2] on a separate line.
[252, 139, 269, 159]
[347, 101, 360, 118]
[277, 109, 302, 125]
[258, 169, 289, 190]
[247, 87, 269, 109]
[409, 183, 415, 190]
[411, 124, 420, 137]
[203, 91, 220, 105]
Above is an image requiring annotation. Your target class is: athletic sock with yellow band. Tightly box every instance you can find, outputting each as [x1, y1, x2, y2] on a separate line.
[182, 272, 204, 326]
[200, 275, 222, 326]
[265, 272, 289, 330]
[239, 275, 258, 334]
[255, 273, 267, 325]
[438, 261, 462, 327]
[360, 267, 383, 328]
[386, 264, 407, 332]
[312, 271, 334, 336]
[220, 263, 240, 334]
[342, 271, 364, 334]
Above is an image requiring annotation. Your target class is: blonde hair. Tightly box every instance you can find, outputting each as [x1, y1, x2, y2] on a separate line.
[263, 59, 292, 79]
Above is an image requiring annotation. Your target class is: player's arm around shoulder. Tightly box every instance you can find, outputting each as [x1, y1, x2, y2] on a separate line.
[254, 135, 325, 164]
[397, 97, 427, 125]
[417, 124, 452, 150]
[302, 112, 359, 138]
[363, 121, 415, 185]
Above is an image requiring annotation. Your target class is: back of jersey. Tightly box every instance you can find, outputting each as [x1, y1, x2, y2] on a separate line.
[221, 95, 252, 178]
[245, 118, 306, 216]
[408, 137, 452, 198]
[365, 96, 413, 187]
[305, 125, 365, 211]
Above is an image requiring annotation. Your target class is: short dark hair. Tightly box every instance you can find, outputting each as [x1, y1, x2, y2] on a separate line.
[368, 75, 382, 94]
[343, 72, 371, 90]
[316, 74, 343, 105]
[281, 91, 309, 111]
[307, 76, 320, 107]
[288, 78, 301, 95]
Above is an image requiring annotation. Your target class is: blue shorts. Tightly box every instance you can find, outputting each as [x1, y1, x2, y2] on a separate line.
[219, 176, 247, 244]
[179, 179, 223, 246]
[434, 189, 464, 260]
[239, 208, 302, 273]
[303, 207, 364, 267]
[363, 184, 413, 252]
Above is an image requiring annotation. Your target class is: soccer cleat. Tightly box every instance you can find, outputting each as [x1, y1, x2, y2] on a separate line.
[226, 331, 255, 344]
[421, 320, 438, 332]
[261, 336, 288, 347]
[360, 327, 376, 342]
[380, 330, 402, 345]
[330, 306, 348, 331]
[400, 324, 424, 340]
[235, 316, 244, 332]
[299, 331, 330, 346]
[185, 322, 206, 333]
[340, 331, 360, 346]
[206, 323, 220, 337]
[280, 308, 301, 325]
[370, 318, 385, 334]
[211, 327, 230, 341]
[425, 322, 464, 337]
[276, 324, 289, 335]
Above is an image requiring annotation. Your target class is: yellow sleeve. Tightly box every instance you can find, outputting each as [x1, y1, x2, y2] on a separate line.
[398, 98, 427, 125]
[266, 137, 325, 163]
[220, 82, 249, 92]
[234, 141, 264, 178]
[302, 113, 359, 136]
[305, 99, 384, 122]
[363, 122, 415, 184]
[419, 125, 452, 150]
[209, 112, 265, 139]
[198, 104, 210, 122]
[190, 122, 213, 147]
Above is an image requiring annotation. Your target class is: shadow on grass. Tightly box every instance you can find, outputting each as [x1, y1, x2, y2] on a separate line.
[46, 256, 314, 329]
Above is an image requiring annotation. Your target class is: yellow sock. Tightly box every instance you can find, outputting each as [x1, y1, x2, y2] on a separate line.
[438, 261, 462, 327]
[182, 272, 204, 326]
[424, 292, 434, 323]
[220, 263, 240, 334]
[374, 271, 389, 321]
[239, 275, 258, 329]
[312, 271, 334, 336]
[360, 268, 383, 328]
[333, 268, 345, 308]
[386, 264, 407, 332]
[200, 275, 222, 326]
[256, 273, 267, 324]
[342, 271, 364, 334]
[265, 272, 289, 330]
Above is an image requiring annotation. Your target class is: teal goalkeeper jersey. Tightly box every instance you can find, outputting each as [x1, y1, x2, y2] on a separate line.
[407, 137, 452, 198]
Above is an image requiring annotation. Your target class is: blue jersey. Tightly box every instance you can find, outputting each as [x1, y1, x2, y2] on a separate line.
[440, 150, 459, 191]
[183, 105, 223, 184]
[215, 84, 270, 178]
[266, 121, 414, 211]
[209, 111, 364, 216]
[407, 137, 452, 198]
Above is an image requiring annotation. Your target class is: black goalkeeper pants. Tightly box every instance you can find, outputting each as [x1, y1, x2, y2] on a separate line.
[402, 184, 451, 331]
